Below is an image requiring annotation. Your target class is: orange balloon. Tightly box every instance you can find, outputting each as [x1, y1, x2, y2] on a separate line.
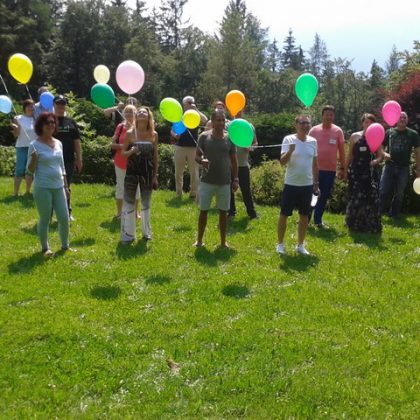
[225, 90, 246, 117]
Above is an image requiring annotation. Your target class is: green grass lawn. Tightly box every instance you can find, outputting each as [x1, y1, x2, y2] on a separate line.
[0, 177, 419, 418]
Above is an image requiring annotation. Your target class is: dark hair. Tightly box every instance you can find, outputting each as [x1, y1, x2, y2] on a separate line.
[22, 99, 35, 112]
[35, 112, 58, 136]
[295, 114, 311, 124]
[361, 113, 376, 123]
[322, 105, 335, 115]
[211, 109, 226, 122]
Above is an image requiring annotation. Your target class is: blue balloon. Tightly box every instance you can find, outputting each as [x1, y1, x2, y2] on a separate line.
[172, 121, 187, 135]
[0, 95, 13, 114]
[40, 91, 54, 109]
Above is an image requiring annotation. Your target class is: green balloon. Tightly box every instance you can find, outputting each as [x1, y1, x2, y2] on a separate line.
[227, 119, 254, 148]
[91, 83, 115, 109]
[295, 73, 319, 107]
[159, 97, 183, 123]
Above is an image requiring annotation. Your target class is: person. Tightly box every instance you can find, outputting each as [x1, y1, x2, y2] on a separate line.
[228, 110, 258, 219]
[276, 115, 319, 256]
[171, 96, 208, 199]
[194, 110, 238, 248]
[380, 111, 420, 218]
[345, 114, 384, 233]
[11, 99, 36, 196]
[204, 101, 230, 130]
[104, 97, 138, 129]
[26, 112, 72, 257]
[308, 105, 345, 228]
[34, 86, 53, 120]
[111, 104, 140, 219]
[120, 107, 159, 243]
[53, 95, 83, 221]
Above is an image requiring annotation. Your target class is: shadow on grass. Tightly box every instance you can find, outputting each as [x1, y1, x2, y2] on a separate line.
[194, 246, 237, 267]
[71, 237, 95, 247]
[166, 196, 192, 208]
[8, 252, 46, 275]
[0, 194, 35, 209]
[383, 215, 415, 229]
[228, 217, 250, 235]
[145, 275, 171, 286]
[279, 254, 320, 273]
[349, 231, 387, 249]
[116, 239, 148, 260]
[173, 224, 193, 233]
[75, 202, 91, 208]
[100, 218, 120, 233]
[90, 285, 121, 300]
[222, 284, 250, 299]
[308, 225, 342, 241]
[388, 237, 406, 245]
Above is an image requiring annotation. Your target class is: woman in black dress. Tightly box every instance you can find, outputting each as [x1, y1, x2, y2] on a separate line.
[120, 107, 159, 243]
[345, 114, 384, 233]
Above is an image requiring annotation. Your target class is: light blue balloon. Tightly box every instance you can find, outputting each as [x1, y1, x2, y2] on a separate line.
[0, 95, 13, 114]
[172, 121, 187, 135]
[40, 91, 54, 109]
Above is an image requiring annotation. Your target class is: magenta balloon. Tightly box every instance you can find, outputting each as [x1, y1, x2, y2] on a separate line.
[116, 60, 145, 95]
[382, 100, 401, 126]
[365, 123, 385, 153]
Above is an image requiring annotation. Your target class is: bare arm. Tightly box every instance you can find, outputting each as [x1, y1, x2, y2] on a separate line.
[122, 130, 136, 157]
[153, 132, 159, 177]
[74, 139, 83, 173]
[345, 134, 357, 173]
[11, 118, 20, 138]
[415, 147, 420, 176]
[280, 144, 295, 165]
[230, 152, 239, 192]
[312, 156, 319, 194]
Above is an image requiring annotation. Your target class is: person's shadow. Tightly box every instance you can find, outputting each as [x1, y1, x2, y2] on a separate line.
[228, 216, 250, 235]
[115, 238, 148, 259]
[349, 231, 387, 250]
[307, 225, 342, 242]
[222, 284, 251, 299]
[90, 285, 121, 300]
[194, 246, 237, 267]
[279, 254, 320, 273]
[100, 218, 120, 233]
[8, 252, 46, 275]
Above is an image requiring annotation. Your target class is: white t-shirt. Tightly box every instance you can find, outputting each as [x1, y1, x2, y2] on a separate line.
[281, 134, 317, 186]
[15, 115, 36, 148]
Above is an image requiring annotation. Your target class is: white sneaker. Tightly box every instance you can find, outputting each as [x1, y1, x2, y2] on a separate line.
[276, 243, 286, 255]
[296, 244, 310, 255]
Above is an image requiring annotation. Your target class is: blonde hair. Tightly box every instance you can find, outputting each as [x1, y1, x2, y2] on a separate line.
[123, 104, 137, 116]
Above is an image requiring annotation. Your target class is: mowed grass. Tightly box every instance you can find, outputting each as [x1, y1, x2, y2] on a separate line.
[0, 176, 419, 418]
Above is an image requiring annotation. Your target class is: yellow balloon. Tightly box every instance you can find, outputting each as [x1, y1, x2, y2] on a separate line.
[8, 53, 33, 84]
[183, 110, 200, 129]
[413, 178, 420, 195]
[93, 65, 110, 84]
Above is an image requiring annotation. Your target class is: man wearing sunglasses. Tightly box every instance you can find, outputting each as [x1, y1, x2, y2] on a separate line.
[53, 95, 83, 221]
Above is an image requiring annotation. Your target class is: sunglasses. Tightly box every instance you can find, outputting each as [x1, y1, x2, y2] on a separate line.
[46, 120, 56, 125]
[297, 121, 311, 125]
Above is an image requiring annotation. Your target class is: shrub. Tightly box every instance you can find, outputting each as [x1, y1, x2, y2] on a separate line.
[158, 143, 175, 190]
[0, 146, 16, 176]
[250, 159, 285, 206]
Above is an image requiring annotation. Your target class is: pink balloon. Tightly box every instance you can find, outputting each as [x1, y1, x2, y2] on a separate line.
[365, 123, 385, 153]
[116, 60, 145, 95]
[382, 100, 401, 126]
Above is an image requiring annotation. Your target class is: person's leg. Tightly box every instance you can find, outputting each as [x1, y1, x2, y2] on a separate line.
[229, 176, 236, 217]
[64, 161, 74, 216]
[14, 177, 23, 196]
[24, 175, 33, 194]
[195, 182, 212, 246]
[14, 147, 27, 196]
[186, 147, 199, 198]
[314, 171, 336, 225]
[114, 165, 125, 217]
[239, 166, 257, 218]
[296, 186, 312, 253]
[196, 211, 208, 245]
[390, 166, 409, 217]
[140, 187, 153, 239]
[219, 210, 228, 247]
[174, 146, 186, 197]
[298, 215, 309, 245]
[33, 187, 53, 251]
[121, 174, 139, 242]
[379, 165, 394, 215]
[52, 187, 70, 249]
[277, 215, 288, 244]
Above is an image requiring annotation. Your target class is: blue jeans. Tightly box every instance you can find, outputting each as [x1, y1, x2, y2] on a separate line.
[379, 165, 409, 217]
[313, 170, 336, 225]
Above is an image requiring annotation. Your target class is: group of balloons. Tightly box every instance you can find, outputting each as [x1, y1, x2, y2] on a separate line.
[90, 61, 145, 108]
[0, 53, 34, 114]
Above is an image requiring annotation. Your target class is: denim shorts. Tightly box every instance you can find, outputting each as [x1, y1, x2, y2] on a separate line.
[15, 147, 29, 177]
[280, 184, 313, 216]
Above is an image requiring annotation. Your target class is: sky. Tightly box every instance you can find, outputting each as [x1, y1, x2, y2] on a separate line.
[127, 0, 420, 73]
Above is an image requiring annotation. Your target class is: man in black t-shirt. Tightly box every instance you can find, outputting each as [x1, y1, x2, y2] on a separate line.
[53, 95, 83, 220]
[380, 111, 420, 218]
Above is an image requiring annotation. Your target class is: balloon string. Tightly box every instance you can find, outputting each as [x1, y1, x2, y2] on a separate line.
[25, 84, 33, 100]
[0, 73, 19, 116]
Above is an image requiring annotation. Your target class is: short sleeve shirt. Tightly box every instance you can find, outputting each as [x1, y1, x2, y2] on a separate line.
[55, 116, 81, 163]
[15, 115, 36, 148]
[383, 127, 420, 166]
[281, 134, 317, 186]
[309, 124, 344, 171]
[198, 132, 236, 185]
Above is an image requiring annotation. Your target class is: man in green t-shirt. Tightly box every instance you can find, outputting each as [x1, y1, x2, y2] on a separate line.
[380, 112, 420, 218]
[194, 110, 238, 248]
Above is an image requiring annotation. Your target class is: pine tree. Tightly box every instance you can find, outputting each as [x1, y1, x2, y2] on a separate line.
[308, 33, 329, 78]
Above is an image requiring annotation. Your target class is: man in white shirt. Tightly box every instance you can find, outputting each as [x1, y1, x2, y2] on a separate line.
[276, 115, 319, 256]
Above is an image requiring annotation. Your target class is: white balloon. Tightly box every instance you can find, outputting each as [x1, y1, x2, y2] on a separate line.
[413, 178, 420, 195]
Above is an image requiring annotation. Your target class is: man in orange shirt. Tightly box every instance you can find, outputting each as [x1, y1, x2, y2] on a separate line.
[308, 105, 346, 228]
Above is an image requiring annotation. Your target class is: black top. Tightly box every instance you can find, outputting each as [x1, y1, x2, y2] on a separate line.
[55, 116, 81, 163]
[177, 128, 199, 147]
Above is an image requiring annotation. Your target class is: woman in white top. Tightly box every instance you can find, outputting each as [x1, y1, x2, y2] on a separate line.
[11, 99, 36, 196]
